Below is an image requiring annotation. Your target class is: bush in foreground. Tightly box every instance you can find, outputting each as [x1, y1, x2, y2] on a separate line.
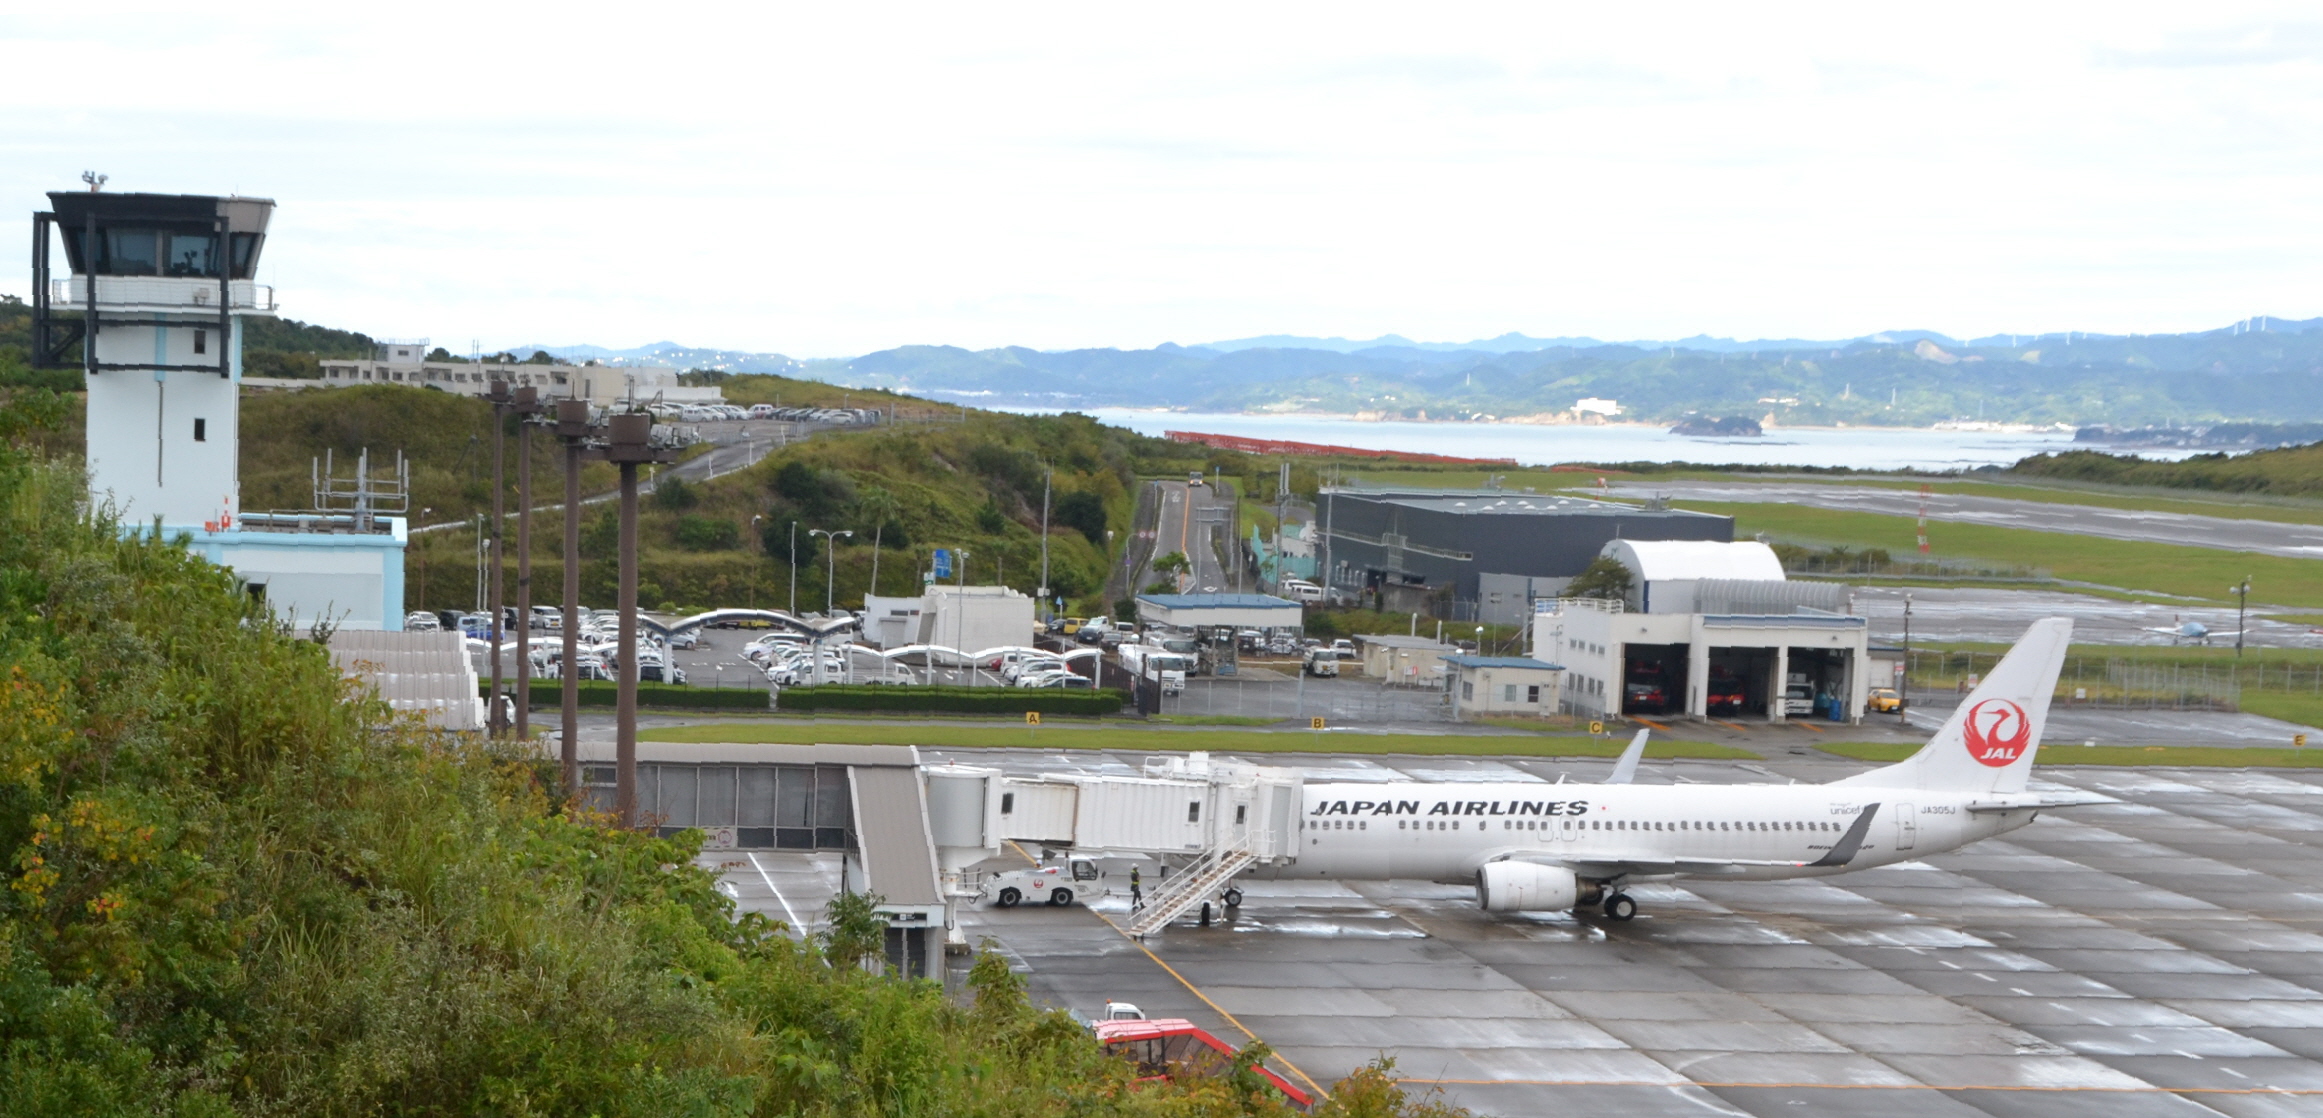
[0, 387, 1459, 1114]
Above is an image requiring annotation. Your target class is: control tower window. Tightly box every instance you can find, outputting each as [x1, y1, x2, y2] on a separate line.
[230, 233, 261, 279]
[107, 229, 160, 275]
[167, 233, 217, 277]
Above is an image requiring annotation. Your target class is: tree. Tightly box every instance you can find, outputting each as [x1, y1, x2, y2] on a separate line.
[1565, 556, 1633, 601]
[1055, 490, 1108, 547]
[820, 890, 889, 972]
[857, 486, 902, 596]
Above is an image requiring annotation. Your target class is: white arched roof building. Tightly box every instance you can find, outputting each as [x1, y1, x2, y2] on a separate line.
[1601, 539, 1785, 586]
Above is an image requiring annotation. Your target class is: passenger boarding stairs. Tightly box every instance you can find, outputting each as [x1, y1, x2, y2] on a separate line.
[1122, 845, 1255, 938]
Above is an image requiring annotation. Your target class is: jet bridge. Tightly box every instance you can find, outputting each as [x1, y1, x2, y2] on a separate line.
[921, 753, 1305, 938]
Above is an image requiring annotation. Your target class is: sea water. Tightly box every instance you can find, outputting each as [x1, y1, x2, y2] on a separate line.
[1043, 410, 2189, 472]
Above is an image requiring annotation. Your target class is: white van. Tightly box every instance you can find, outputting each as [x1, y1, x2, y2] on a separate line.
[1280, 579, 1324, 603]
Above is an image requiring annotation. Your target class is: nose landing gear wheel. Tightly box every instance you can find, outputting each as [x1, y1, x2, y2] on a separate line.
[1222, 888, 1243, 908]
[1603, 893, 1637, 921]
[1048, 888, 1075, 907]
[996, 887, 1021, 908]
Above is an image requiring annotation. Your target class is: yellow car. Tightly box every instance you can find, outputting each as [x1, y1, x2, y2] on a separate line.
[1059, 617, 1084, 636]
[1866, 687, 1903, 713]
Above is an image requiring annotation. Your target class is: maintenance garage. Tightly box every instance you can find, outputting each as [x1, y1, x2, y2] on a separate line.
[1315, 486, 1731, 624]
[1532, 540, 1871, 724]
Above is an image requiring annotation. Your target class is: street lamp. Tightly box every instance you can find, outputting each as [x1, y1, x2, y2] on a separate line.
[416, 507, 433, 610]
[2231, 578, 2251, 658]
[811, 529, 853, 615]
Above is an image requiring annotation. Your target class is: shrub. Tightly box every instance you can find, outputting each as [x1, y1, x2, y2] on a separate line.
[777, 685, 1126, 716]
[675, 513, 739, 551]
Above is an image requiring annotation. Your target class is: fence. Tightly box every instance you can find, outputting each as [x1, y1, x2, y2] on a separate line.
[1895, 651, 2314, 712]
[1158, 677, 1452, 724]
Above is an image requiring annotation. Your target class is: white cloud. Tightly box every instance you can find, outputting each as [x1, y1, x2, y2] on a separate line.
[5, 2, 2321, 355]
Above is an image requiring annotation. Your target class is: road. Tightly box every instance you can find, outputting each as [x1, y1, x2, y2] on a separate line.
[410, 417, 828, 536]
[1603, 480, 2323, 559]
[1851, 584, 2323, 649]
[1141, 479, 1241, 594]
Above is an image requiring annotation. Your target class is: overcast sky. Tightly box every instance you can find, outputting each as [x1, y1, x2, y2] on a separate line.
[6, 4, 2321, 356]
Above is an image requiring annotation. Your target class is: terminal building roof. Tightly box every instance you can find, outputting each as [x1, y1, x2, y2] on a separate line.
[1325, 487, 1724, 519]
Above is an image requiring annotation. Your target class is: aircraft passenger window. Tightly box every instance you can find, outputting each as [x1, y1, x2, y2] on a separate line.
[1453, 822, 1460, 830]
[1359, 821, 1366, 830]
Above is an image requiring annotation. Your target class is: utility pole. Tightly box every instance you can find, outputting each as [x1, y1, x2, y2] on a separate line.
[602, 411, 673, 828]
[788, 521, 799, 615]
[485, 380, 512, 738]
[554, 398, 594, 797]
[751, 515, 765, 609]
[2232, 578, 2251, 658]
[1900, 592, 1912, 724]
[1038, 467, 1051, 620]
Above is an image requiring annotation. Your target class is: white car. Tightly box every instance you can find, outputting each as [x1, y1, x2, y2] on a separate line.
[405, 611, 441, 631]
[667, 629, 699, 650]
[1004, 657, 1065, 683]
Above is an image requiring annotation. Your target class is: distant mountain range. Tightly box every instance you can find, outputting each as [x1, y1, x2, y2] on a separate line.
[520, 317, 2323, 427]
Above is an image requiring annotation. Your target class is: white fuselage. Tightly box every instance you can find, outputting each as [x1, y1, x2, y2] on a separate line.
[1251, 782, 2037, 885]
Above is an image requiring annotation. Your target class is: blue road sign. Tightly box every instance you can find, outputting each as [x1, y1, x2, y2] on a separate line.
[933, 548, 953, 579]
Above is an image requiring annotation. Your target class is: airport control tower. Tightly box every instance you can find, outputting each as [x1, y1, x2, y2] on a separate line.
[34, 187, 408, 629]
[34, 189, 274, 528]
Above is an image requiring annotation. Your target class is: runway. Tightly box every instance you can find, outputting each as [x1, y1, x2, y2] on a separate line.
[1602, 480, 2323, 560]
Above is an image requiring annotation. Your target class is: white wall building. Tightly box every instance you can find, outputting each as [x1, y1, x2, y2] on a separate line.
[916, 585, 1036, 656]
[1532, 540, 1870, 724]
[320, 347, 724, 408]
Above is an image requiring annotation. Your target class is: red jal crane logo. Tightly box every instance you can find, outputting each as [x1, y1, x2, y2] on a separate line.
[1963, 699, 2032, 767]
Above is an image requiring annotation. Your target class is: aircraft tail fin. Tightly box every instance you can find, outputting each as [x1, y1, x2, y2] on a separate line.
[1606, 729, 1650, 785]
[1834, 618, 2071, 795]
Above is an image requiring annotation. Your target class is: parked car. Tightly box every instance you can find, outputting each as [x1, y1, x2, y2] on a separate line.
[667, 628, 699, 650]
[405, 611, 441, 631]
[1867, 687, 1903, 713]
[1623, 680, 1668, 712]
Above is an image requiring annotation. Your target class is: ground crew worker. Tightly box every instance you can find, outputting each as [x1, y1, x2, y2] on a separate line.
[1129, 866, 1143, 911]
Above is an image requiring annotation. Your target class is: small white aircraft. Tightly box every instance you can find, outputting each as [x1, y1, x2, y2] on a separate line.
[2144, 617, 2227, 645]
[1251, 618, 2110, 921]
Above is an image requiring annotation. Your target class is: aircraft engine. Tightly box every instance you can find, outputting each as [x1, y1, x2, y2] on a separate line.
[1474, 861, 1582, 913]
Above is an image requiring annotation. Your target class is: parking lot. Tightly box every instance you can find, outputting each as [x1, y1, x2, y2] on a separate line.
[708, 747, 2323, 1118]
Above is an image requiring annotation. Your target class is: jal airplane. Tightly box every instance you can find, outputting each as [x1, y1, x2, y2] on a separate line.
[1258, 618, 2110, 921]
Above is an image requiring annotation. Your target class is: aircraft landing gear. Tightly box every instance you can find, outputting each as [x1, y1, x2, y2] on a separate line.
[1602, 893, 1637, 922]
[1222, 888, 1244, 908]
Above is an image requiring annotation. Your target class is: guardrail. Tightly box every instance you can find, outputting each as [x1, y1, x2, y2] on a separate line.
[53, 277, 275, 312]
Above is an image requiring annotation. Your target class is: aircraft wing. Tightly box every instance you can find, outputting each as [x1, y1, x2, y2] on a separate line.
[1605, 729, 1651, 785]
[1964, 791, 2120, 813]
[1481, 802, 1888, 878]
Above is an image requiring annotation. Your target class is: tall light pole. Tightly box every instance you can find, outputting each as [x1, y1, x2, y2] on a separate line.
[2232, 578, 2251, 658]
[750, 515, 764, 609]
[788, 521, 798, 616]
[811, 528, 853, 615]
[416, 507, 432, 610]
[554, 399, 594, 797]
[512, 387, 543, 741]
[602, 411, 674, 829]
[485, 380, 511, 738]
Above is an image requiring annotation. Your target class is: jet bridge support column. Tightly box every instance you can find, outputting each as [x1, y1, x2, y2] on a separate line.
[1770, 644, 1789, 724]
[1685, 621, 1710, 720]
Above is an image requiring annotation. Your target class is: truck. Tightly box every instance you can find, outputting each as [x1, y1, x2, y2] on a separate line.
[1782, 672, 1815, 717]
[983, 857, 1106, 908]
[1118, 643, 1189, 696]
[1302, 646, 1340, 678]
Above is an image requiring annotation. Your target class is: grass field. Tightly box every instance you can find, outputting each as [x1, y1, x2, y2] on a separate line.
[1672, 499, 2323, 608]
[639, 721, 1758, 758]
[1816, 741, 2323, 767]
[1360, 464, 2323, 528]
